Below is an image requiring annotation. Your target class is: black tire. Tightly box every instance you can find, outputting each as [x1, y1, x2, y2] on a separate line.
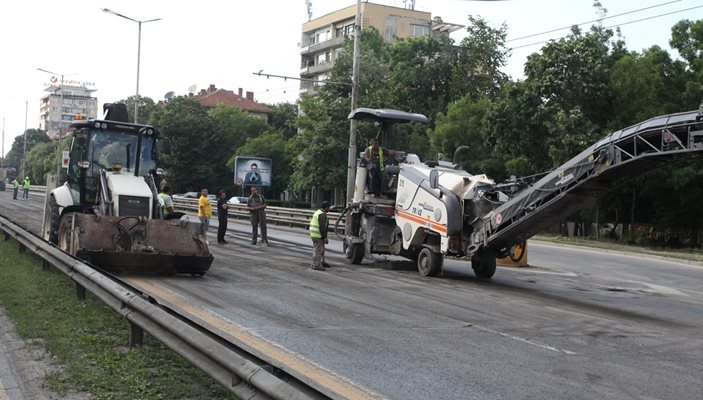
[57, 213, 79, 256]
[417, 247, 442, 277]
[345, 241, 364, 264]
[472, 248, 497, 279]
[47, 196, 60, 244]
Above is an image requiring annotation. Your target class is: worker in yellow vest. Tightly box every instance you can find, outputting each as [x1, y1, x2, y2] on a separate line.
[11, 177, 19, 200]
[309, 201, 332, 271]
[22, 176, 30, 200]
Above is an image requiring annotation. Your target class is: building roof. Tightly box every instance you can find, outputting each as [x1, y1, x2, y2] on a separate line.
[192, 84, 272, 115]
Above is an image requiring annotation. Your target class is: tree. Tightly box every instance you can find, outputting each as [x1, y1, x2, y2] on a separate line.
[150, 97, 217, 192]
[4, 129, 51, 171]
[119, 95, 159, 125]
[609, 46, 689, 129]
[669, 19, 703, 107]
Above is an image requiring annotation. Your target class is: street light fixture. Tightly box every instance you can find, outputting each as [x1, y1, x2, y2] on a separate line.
[37, 67, 65, 179]
[102, 8, 162, 124]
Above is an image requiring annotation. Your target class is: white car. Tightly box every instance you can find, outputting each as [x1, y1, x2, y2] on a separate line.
[228, 196, 248, 205]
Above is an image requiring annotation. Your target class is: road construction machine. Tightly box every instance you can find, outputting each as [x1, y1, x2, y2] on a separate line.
[41, 103, 213, 275]
[341, 107, 703, 279]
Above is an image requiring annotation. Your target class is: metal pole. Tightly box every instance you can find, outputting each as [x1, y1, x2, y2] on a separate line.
[2, 117, 4, 169]
[346, 0, 362, 205]
[101, 10, 161, 125]
[135, 21, 142, 124]
[56, 74, 64, 179]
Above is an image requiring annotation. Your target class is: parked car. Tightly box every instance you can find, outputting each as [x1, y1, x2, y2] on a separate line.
[228, 196, 248, 205]
[207, 194, 216, 202]
[183, 192, 199, 199]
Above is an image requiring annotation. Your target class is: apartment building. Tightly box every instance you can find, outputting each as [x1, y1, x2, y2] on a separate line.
[300, 2, 461, 95]
[39, 84, 98, 139]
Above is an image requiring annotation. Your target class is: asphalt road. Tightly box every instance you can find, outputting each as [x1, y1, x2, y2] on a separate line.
[1, 190, 702, 400]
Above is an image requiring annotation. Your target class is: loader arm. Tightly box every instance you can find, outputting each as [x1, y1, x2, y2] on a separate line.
[470, 109, 703, 256]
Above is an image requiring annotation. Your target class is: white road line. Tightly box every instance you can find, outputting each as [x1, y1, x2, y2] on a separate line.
[472, 324, 577, 355]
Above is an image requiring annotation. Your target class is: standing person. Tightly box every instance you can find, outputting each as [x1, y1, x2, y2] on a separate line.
[216, 189, 229, 244]
[11, 177, 19, 200]
[363, 138, 396, 195]
[158, 185, 174, 218]
[198, 188, 212, 243]
[247, 187, 269, 246]
[309, 201, 332, 271]
[22, 176, 30, 199]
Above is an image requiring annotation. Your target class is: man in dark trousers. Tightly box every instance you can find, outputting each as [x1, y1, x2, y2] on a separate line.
[247, 187, 269, 246]
[216, 189, 229, 244]
[309, 201, 332, 271]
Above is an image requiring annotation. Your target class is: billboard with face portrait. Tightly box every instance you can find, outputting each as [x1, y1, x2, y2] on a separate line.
[234, 156, 272, 188]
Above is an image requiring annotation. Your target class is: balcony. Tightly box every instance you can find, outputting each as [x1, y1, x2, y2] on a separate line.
[300, 36, 345, 55]
[300, 62, 334, 78]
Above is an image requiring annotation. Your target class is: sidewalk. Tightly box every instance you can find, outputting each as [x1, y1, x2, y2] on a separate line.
[0, 306, 53, 400]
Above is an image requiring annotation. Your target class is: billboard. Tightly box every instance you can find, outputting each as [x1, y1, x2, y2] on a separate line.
[234, 156, 272, 188]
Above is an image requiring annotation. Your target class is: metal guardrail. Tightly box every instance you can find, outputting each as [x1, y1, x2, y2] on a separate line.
[0, 214, 327, 400]
[172, 198, 346, 230]
[22, 186, 346, 231]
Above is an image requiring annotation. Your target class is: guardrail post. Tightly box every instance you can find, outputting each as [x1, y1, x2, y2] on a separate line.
[18, 242, 25, 253]
[76, 283, 86, 300]
[129, 322, 144, 348]
[3, 231, 9, 242]
[42, 260, 51, 270]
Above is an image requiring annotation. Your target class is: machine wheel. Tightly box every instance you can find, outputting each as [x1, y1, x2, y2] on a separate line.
[57, 213, 80, 256]
[417, 247, 442, 277]
[345, 241, 364, 264]
[472, 248, 497, 279]
[47, 196, 60, 244]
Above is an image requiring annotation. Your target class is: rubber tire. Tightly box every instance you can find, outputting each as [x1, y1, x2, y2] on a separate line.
[345, 242, 364, 264]
[57, 213, 79, 256]
[472, 248, 497, 279]
[47, 196, 60, 244]
[417, 247, 442, 277]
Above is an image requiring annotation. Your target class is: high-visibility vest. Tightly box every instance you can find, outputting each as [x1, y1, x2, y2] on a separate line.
[12, 180, 19, 189]
[23, 178, 30, 189]
[309, 209, 327, 239]
[157, 192, 170, 217]
[367, 145, 384, 166]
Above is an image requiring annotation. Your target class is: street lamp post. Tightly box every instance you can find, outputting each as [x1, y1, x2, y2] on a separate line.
[102, 8, 161, 124]
[37, 68, 65, 179]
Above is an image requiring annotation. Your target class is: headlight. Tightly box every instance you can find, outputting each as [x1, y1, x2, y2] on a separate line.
[77, 160, 91, 169]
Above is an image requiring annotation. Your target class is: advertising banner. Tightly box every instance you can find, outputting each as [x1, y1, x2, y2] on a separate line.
[234, 156, 271, 187]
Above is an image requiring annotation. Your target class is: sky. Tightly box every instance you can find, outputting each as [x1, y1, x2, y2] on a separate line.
[1, 0, 700, 158]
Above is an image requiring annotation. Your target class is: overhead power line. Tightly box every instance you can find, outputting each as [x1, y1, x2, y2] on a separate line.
[510, 4, 703, 50]
[507, 0, 682, 42]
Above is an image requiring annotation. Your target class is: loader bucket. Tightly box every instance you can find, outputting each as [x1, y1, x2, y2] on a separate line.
[59, 213, 213, 275]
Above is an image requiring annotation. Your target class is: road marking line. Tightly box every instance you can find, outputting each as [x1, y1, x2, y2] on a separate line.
[471, 324, 577, 355]
[128, 277, 383, 400]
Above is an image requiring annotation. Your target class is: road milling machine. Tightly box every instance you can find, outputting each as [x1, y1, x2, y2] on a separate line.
[41, 103, 213, 275]
[341, 107, 703, 279]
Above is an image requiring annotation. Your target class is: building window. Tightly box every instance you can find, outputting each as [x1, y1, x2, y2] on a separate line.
[411, 24, 430, 37]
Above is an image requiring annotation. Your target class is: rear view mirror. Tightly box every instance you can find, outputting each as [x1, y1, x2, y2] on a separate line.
[429, 170, 439, 189]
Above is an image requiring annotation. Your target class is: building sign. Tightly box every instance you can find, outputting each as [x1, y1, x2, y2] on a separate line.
[234, 156, 271, 188]
[45, 76, 96, 87]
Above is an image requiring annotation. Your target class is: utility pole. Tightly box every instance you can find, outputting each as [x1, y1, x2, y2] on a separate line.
[346, 0, 362, 205]
[1, 117, 4, 169]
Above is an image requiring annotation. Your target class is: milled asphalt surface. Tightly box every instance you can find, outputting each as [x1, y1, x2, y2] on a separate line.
[1, 190, 702, 399]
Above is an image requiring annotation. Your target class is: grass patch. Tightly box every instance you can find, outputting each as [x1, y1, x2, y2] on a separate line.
[535, 235, 703, 261]
[0, 238, 237, 400]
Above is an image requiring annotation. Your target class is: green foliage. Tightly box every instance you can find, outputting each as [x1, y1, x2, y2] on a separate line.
[150, 97, 218, 192]
[4, 129, 51, 171]
[119, 95, 159, 125]
[24, 142, 61, 185]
